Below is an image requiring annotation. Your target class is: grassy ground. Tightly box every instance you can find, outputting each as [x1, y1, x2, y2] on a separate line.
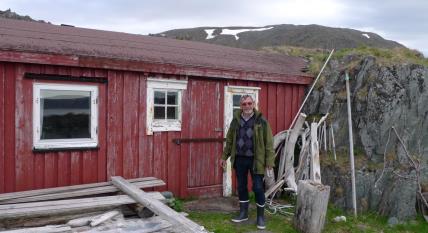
[186, 201, 428, 233]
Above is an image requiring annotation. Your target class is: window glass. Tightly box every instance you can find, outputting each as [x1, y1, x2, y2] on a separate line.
[167, 92, 178, 105]
[167, 106, 178, 119]
[154, 91, 165, 104]
[40, 90, 91, 139]
[233, 94, 242, 107]
[154, 106, 165, 119]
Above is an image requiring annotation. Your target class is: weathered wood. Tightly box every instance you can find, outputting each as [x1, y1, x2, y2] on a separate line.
[81, 216, 174, 233]
[345, 72, 357, 217]
[294, 180, 330, 233]
[323, 121, 327, 151]
[273, 130, 288, 150]
[280, 113, 306, 192]
[310, 123, 321, 183]
[330, 125, 337, 160]
[0, 193, 165, 219]
[264, 167, 276, 191]
[0, 177, 161, 201]
[264, 179, 285, 198]
[0, 224, 71, 233]
[295, 142, 310, 181]
[0, 179, 165, 204]
[111, 176, 207, 233]
[90, 210, 121, 227]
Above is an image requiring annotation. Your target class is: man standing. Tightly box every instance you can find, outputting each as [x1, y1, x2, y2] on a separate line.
[220, 95, 275, 230]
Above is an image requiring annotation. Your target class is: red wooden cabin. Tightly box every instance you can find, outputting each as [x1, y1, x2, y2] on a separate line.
[0, 18, 312, 197]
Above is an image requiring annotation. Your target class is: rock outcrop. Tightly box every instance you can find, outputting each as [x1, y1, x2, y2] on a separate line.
[303, 55, 428, 220]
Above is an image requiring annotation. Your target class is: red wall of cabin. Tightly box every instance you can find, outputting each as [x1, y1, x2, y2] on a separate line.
[0, 62, 306, 197]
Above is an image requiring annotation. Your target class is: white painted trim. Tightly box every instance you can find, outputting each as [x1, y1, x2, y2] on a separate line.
[146, 78, 187, 135]
[222, 85, 260, 197]
[33, 83, 98, 149]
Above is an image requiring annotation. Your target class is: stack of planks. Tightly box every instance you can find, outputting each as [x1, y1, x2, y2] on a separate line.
[0, 176, 207, 232]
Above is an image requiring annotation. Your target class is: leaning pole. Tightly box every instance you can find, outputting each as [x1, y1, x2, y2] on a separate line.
[345, 71, 357, 217]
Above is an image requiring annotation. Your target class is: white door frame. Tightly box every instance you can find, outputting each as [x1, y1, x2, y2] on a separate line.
[223, 85, 260, 196]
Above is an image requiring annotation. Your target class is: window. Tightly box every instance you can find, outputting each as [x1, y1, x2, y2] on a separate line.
[33, 83, 98, 149]
[146, 78, 187, 135]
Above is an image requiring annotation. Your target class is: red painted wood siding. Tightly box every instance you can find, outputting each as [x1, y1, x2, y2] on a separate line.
[0, 62, 306, 197]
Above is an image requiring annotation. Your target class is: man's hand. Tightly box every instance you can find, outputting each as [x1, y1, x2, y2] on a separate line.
[220, 159, 227, 169]
[266, 166, 274, 178]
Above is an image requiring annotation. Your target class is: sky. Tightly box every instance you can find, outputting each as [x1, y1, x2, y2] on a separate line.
[1, 0, 427, 56]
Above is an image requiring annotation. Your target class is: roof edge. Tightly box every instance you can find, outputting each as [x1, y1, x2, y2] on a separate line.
[0, 50, 313, 84]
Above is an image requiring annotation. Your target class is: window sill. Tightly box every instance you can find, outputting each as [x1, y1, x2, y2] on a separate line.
[33, 146, 99, 153]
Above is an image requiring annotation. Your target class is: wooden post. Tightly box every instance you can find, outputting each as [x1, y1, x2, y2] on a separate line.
[111, 176, 206, 233]
[345, 72, 357, 217]
[330, 125, 337, 161]
[294, 180, 330, 233]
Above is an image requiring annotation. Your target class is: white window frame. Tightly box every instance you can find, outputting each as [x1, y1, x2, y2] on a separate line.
[33, 83, 99, 150]
[146, 78, 187, 135]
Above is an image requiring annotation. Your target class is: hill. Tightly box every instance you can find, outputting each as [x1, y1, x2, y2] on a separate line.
[154, 24, 404, 51]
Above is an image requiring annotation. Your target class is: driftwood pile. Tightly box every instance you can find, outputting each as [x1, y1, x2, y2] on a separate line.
[265, 113, 332, 197]
[0, 176, 207, 233]
[265, 113, 332, 233]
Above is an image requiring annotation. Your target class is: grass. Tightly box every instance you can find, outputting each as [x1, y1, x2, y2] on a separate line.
[187, 202, 428, 233]
[261, 45, 428, 76]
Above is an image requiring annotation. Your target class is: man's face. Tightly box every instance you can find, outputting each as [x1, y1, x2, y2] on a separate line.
[240, 97, 255, 115]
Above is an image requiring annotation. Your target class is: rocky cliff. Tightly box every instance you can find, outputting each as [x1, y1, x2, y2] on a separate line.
[303, 54, 428, 220]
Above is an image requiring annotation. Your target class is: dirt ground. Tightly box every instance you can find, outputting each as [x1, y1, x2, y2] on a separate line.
[184, 196, 240, 213]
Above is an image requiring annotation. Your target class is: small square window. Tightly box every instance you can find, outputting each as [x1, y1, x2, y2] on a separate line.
[146, 78, 187, 135]
[33, 83, 98, 149]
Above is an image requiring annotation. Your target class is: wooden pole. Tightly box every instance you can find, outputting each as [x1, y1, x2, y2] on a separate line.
[111, 176, 206, 233]
[288, 49, 334, 130]
[330, 125, 337, 161]
[345, 72, 357, 217]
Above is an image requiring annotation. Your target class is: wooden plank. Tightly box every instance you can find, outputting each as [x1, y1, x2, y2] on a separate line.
[179, 82, 190, 197]
[137, 74, 147, 178]
[267, 83, 277, 133]
[111, 176, 206, 233]
[0, 224, 71, 233]
[0, 63, 4, 193]
[57, 151, 70, 187]
[0, 178, 165, 204]
[0, 192, 165, 211]
[276, 83, 285, 132]
[96, 69, 108, 182]
[123, 72, 139, 179]
[90, 210, 121, 227]
[167, 132, 180, 193]
[0, 194, 163, 219]
[284, 85, 293, 129]
[0, 177, 162, 201]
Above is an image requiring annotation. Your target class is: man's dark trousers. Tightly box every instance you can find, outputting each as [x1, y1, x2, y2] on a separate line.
[235, 156, 265, 205]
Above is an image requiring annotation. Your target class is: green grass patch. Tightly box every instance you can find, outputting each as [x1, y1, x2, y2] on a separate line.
[187, 202, 428, 233]
[261, 45, 428, 76]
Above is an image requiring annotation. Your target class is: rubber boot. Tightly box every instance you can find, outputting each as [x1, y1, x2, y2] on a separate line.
[256, 203, 266, 229]
[231, 200, 249, 222]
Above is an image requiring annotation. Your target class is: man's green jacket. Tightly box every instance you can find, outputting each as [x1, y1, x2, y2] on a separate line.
[221, 110, 275, 174]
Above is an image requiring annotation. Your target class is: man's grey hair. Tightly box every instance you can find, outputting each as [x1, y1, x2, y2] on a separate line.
[240, 94, 254, 103]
